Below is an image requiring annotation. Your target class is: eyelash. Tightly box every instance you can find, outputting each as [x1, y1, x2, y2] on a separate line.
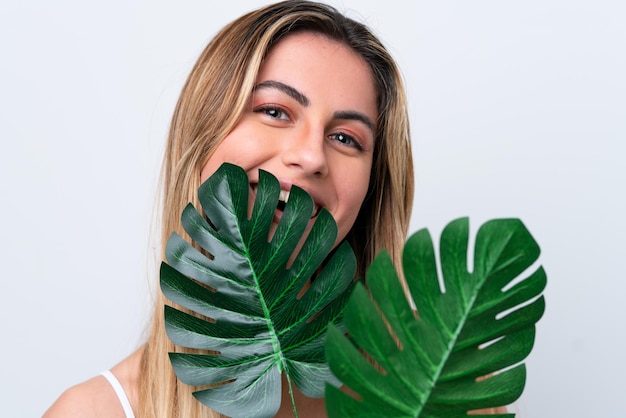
[254, 105, 290, 121]
[253, 105, 364, 152]
[330, 132, 363, 151]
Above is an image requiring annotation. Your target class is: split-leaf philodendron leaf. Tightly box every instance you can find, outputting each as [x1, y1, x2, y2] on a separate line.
[161, 163, 547, 417]
[160, 163, 356, 418]
[325, 218, 546, 417]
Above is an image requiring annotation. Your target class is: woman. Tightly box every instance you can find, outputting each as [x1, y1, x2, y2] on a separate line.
[45, 1, 499, 416]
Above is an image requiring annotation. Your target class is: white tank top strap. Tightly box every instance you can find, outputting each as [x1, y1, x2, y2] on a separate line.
[101, 370, 136, 418]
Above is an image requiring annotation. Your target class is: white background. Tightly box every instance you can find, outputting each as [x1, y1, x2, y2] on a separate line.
[1, 1, 624, 416]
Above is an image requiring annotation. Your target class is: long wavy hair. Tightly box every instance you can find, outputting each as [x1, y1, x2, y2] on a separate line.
[137, 1, 477, 416]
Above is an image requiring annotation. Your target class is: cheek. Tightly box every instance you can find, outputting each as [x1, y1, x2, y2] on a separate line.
[200, 124, 274, 184]
[200, 158, 219, 184]
[349, 177, 370, 209]
[199, 134, 251, 183]
[334, 163, 372, 241]
[347, 156, 373, 204]
[199, 139, 230, 184]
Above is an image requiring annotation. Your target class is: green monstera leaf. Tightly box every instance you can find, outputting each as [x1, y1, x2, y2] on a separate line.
[160, 163, 355, 418]
[325, 218, 546, 417]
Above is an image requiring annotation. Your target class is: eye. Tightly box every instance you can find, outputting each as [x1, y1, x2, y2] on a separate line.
[329, 132, 363, 151]
[254, 105, 290, 121]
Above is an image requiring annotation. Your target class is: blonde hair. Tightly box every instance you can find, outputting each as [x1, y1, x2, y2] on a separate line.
[138, 1, 436, 416]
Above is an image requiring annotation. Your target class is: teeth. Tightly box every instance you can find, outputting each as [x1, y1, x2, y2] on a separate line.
[276, 187, 321, 218]
[311, 204, 320, 218]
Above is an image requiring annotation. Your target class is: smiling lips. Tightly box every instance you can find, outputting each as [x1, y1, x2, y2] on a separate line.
[252, 184, 321, 219]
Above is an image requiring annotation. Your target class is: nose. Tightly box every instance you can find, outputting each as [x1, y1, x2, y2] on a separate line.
[281, 127, 329, 177]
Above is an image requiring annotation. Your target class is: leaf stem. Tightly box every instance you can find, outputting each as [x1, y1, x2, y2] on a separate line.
[284, 372, 299, 418]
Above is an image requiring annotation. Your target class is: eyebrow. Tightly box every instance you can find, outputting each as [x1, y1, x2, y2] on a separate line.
[254, 80, 309, 106]
[333, 110, 376, 135]
[253, 79, 377, 134]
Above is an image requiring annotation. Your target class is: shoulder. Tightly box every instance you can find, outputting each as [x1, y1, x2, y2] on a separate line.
[43, 348, 143, 418]
[43, 374, 125, 418]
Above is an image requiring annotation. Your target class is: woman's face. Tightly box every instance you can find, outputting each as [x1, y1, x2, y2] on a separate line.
[201, 32, 377, 245]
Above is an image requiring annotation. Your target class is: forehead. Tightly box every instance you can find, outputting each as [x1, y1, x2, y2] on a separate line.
[256, 32, 378, 120]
